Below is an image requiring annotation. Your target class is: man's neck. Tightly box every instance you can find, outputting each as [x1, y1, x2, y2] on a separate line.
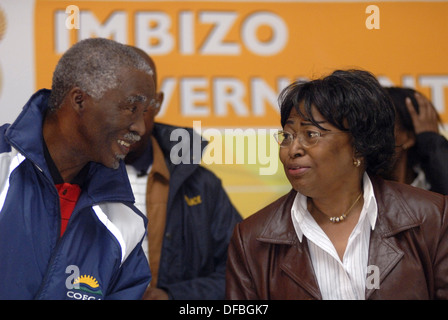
[42, 113, 88, 183]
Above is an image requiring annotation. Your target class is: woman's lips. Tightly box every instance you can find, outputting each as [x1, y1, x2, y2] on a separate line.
[287, 165, 310, 176]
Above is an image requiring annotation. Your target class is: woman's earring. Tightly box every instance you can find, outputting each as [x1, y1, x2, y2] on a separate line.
[353, 159, 361, 167]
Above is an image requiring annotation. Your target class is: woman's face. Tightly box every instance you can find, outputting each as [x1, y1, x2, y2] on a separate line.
[279, 103, 358, 198]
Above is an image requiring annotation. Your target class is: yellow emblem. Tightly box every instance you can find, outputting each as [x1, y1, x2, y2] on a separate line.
[73, 275, 100, 288]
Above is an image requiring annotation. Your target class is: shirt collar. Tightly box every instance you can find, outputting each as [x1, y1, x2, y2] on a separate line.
[291, 172, 378, 242]
[411, 165, 431, 191]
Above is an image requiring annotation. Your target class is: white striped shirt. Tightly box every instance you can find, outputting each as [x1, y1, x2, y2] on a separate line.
[291, 173, 378, 300]
[126, 164, 152, 261]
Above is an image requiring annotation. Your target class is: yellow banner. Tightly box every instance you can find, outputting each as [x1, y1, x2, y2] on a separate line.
[35, 1, 448, 128]
[34, 1, 448, 216]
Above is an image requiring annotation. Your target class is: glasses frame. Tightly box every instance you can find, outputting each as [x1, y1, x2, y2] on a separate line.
[273, 129, 348, 148]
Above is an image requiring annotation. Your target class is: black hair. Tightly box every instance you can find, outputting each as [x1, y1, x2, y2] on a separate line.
[278, 69, 396, 175]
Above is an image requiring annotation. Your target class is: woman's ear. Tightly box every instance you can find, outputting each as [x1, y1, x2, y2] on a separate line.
[396, 128, 416, 151]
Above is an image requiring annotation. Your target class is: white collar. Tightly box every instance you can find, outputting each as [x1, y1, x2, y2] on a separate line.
[291, 172, 378, 243]
[411, 165, 431, 191]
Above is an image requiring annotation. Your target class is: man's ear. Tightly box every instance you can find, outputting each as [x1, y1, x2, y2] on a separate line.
[68, 88, 86, 114]
[154, 91, 164, 117]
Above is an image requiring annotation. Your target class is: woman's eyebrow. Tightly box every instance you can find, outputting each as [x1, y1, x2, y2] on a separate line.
[300, 120, 327, 126]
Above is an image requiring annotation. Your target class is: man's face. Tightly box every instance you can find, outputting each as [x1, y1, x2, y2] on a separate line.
[79, 68, 156, 169]
[125, 89, 163, 164]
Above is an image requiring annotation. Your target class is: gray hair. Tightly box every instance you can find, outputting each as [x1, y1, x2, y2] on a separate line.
[49, 38, 153, 110]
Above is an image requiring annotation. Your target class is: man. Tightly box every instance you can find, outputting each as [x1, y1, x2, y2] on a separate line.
[383, 87, 448, 194]
[0, 38, 155, 299]
[125, 47, 242, 300]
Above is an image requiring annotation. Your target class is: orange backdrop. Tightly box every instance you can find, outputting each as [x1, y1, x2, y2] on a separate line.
[33, 1, 448, 216]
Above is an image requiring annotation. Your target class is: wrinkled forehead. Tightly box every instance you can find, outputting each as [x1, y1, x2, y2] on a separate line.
[288, 101, 328, 125]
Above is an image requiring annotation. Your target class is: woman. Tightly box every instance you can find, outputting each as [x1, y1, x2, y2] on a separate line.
[225, 69, 448, 300]
[383, 87, 448, 194]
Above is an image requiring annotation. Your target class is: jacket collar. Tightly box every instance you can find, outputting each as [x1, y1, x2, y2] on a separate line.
[256, 175, 422, 244]
[5, 89, 136, 204]
[365, 175, 422, 298]
[255, 174, 423, 299]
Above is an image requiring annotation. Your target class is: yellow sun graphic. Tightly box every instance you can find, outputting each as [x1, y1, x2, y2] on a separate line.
[73, 275, 100, 288]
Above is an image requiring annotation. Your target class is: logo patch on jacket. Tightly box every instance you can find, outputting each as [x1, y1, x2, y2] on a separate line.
[184, 195, 202, 206]
[66, 265, 103, 300]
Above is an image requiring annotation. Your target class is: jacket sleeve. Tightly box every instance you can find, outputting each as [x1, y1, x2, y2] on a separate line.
[104, 242, 151, 300]
[161, 174, 242, 300]
[416, 132, 448, 195]
[225, 223, 259, 300]
[434, 195, 448, 299]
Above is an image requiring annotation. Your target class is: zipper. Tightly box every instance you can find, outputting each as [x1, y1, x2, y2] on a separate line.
[33, 164, 63, 299]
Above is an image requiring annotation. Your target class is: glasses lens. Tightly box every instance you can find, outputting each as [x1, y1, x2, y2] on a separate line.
[274, 132, 283, 145]
[302, 130, 320, 147]
[274, 131, 291, 147]
[274, 130, 321, 148]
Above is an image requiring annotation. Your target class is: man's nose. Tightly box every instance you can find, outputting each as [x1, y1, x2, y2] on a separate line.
[130, 113, 146, 137]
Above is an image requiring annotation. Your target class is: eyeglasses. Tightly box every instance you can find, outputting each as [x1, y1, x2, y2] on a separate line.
[273, 129, 347, 148]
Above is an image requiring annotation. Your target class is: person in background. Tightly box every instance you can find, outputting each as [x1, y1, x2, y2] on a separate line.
[383, 87, 448, 194]
[0, 38, 155, 299]
[125, 46, 242, 300]
[226, 69, 448, 300]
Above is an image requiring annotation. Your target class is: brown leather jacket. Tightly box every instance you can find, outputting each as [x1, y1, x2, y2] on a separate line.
[226, 176, 448, 300]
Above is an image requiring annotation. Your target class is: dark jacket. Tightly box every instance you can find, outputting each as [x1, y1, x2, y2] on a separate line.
[226, 175, 448, 299]
[0, 90, 150, 300]
[150, 123, 242, 300]
[416, 132, 448, 195]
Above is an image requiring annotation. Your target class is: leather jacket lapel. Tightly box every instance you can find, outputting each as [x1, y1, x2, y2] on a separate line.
[257, 190, 322, 299]
[280, 241, 322, 300]
[366, 176, 422, 299]
[365, 227, 404, 299]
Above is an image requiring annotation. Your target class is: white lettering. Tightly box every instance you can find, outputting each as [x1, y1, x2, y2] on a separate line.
[199, 12, 240, 55]
[171, 123, 280, 175]
[54, 9, 289, 56]
[65, 5, 80, 30]
[55, 10, 70, 53]
[181, 78, 210, 116]
[251, 77, 290, 116]
[419, 76, 448, 113]
[242, 12, 288, 56]
[179, 11, 195, 55]
[79, 11, 127, 43]
[365, 5, 380, 30]
[157, 77, 176, 117]
[135, 12, 173, 54]
[213, 78, 248, 116]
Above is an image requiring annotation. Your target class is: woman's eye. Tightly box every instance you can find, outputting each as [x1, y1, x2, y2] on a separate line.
[283, 132, 292, 140]
[306, 130, 320, 139]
